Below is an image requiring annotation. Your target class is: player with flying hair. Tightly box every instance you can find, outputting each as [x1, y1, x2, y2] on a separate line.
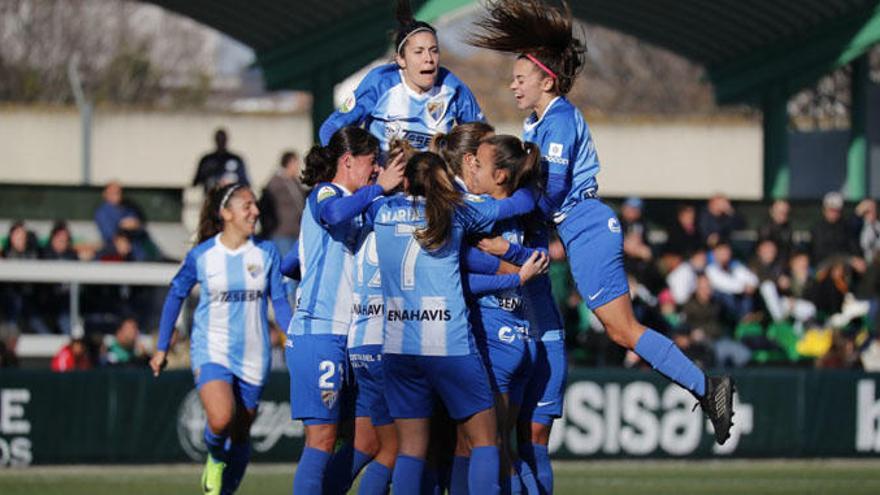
[319, 0, 485, 155]
[151, 183, 292, 495]
[470, 1, 736, 492]
[286, 126, 404, 495]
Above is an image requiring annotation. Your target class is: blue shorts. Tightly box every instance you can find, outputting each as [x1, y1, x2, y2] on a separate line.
[557, 199, 630, 310]
[195, 362, 264, 411]
[383, 353, 494, 421]
[520, 338, 567, 425]
[349, 345, 393, 427]
[473, 316, 533, 405]
[286, 334, 348, 425]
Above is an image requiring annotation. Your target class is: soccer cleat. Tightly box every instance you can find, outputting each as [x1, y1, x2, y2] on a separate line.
[201, 454, 225, 495]
[698, 375, 735, 445]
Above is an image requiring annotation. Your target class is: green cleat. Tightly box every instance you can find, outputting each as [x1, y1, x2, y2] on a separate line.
[201, 454, 225, 495]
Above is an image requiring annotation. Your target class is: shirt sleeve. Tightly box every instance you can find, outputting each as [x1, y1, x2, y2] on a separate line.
[502, 243, 547, 266]
[463, 245, 501, 274]
[535, 125, 578, 217]
[318, 67, 383, 145]
[157, 251, 199, 351]
[280, 241, 301, 280]
[466, 273, 520, 296]
[453, 79, 485, 123]
[315, 184, 385, 227]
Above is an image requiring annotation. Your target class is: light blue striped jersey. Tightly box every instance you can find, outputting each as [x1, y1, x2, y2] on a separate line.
[373, 193, 499, 356]
[169, 235, 284, 385]
[470, 217, 529, 326]
[522, 96, 600, 223]
[289, 183, 361, 337]
[320, 64, 484, 152]
[521, 222, 565, 342]
[349, 225, 385, 348]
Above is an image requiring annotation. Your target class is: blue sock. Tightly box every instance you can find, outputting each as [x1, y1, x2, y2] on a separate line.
[515, 458, 540, 495]
[634, 328, 706, 397]
[532, 445, 552, 495]
[510, 474, 523, 495]
[293, 447, 331, 495]
[357, 461, 392, 495]
[203, 426, 228, 462]
[322, 444, 373, 495]
[450, 456, 470, 495]
[469, 446, 500, 494]
[220, 441, 250, 495]
[392, 455, 425, 494]
[421, 466, 440, 495]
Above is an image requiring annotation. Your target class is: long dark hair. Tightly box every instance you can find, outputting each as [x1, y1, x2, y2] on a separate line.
[480, 134, 542, 195]
[405, 152, 462, 251]
[302, 127, 379, 187]
[197, 183, 249, 244]
[469, 0, 585, 95]
[431, 122, 495, 176]
[394, 0, 437, 56]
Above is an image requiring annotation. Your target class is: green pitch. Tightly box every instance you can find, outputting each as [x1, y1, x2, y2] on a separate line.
[2, 460, 879, 495]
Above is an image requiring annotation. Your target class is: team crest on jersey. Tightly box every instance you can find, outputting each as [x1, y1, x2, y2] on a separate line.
[321, 390, 339, 410]
[464, 193, 486, 203]
[608, 217, 621, 233]
[548, 142, 564, 157]
[317, 186, 337, 202]
[339, 93, 356, 113]
[246, 263, 262, 278]
[425, 98, 447, 126]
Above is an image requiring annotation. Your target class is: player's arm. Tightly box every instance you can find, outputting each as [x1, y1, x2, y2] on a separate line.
[316, 155, 404, 227]
[477, 236, 548, 266]
[152, 251, 198, 376]
[318, 68, 382, 145]
[280, 241, 301, 280]
[466, 250, 548, 295]
[458, 191, 537, 236]
[535, 128, 577, 218]
[266, 244, 293, 331]
[451, 73, 486, 124]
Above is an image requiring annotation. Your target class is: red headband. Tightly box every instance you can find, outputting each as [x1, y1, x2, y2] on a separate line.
[524, 54, 557, 79]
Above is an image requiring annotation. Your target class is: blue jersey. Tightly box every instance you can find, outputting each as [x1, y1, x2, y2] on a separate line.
[373, 193, 499, 356]
[289, 183, 361, 337]
[320, 64, 484, 152]
[168, 235, 285, 385]
[349, 226, 385, 349]
[470, 218, 529, 328]
[522, 96, 600, 223]
[522, 223, 565, 342]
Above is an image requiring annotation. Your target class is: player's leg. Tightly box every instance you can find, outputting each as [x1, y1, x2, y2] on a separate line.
[197, 364, 236, 495]
[220, 380, 260, 495]
[450, 425, 471, 495]
[356, 350, 398, 495]
[357, 422, 397, 495]
[384, 353, 434, 493]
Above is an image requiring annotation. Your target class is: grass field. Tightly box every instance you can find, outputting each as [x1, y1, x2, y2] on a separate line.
[2, 460, 880, 495]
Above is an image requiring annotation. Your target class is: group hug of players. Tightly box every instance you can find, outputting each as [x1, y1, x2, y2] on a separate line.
[149, 1, 736, 494]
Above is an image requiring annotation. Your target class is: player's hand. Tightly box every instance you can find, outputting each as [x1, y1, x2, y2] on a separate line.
[518, 251, 549, 285]
[150, 351, 168, 377]
[477, 236, 509, 257]
[377, 153, 406, 193]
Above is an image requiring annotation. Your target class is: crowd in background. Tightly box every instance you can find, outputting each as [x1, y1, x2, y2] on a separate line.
[2, 127, 878, 372]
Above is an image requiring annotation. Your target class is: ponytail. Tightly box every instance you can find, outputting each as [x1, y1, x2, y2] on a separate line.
[405, 152, 462, 250]
[430, 122, 495, 176]
[302, 127, 380, 187]
[479, 135, 542, 194]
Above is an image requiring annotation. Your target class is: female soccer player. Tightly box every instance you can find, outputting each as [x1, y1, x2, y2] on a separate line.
[150, 183, 292, 495]
[319, 0, 484, 154]
[287, 126, 404, 495]
[470, 0, 735, 461]
[372, 148, 536, 494]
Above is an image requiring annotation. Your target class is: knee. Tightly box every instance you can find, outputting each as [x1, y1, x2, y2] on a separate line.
[306, 425, 337, 452]
[206, 411, 233, 435]
[605, 321, 644, 349]
[530, 423, 551, 446]
[354, 433, 380, 457]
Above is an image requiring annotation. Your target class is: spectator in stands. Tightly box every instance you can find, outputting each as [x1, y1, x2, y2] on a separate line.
[749, 238, 795, 323]
[705, 240, 759, 322]
[103, 317, 147, 367]
[855, 199, 880, 263]
[620, 196, 647, 243]
[665, 248, 707, 306]
[811, 259, 850, 317]
[97, 231, 134, 262]
[192, 128, 249, 194]
[758, 199, 794, 262]
[810, 191, 863, 270]
[665, 203, 703, 255]
[1, 221, 41, 334]
[259, 150, 309, 256]
[51, 337, 92, 372]
[94, 181, 143, 248]
[0, 322, 19, 368]
[699, 193, 744, 249]
[682, 275, 750, 368]
[2, 220, 38, 259]
[37, 221, 77, 334]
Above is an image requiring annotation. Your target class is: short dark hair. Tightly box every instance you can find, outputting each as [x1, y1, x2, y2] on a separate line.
[280, 151, 298, 168]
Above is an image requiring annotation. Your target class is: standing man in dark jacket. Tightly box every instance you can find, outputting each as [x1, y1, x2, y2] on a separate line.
[192, 128, 250, 194]
[259, 150, 309, 256]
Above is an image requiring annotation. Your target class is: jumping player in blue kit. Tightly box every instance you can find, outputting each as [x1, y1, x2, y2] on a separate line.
[372, 150, 537, 494]
[286, 126, 404, 495]
[319, 2, 484, 155]
[471, 1, 736, 490]
[151, 183, 292, 495]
